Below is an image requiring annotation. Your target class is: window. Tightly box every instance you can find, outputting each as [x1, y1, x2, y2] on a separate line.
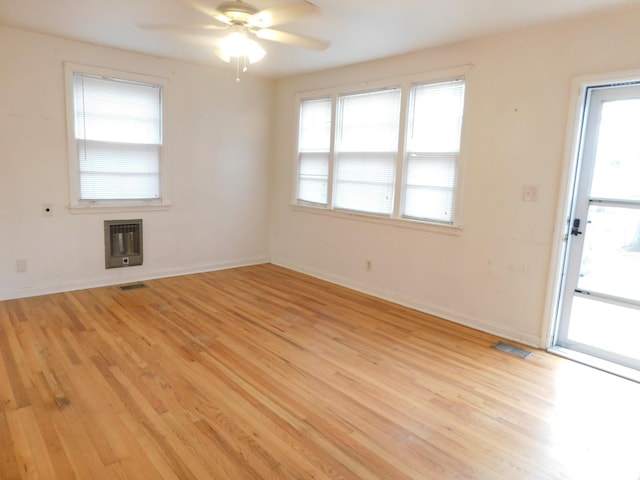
[65, 64, 167, 210]
[334, 88, 401, 215]
[295, 69, 468, 227]
[297, 98, 331, 205]
[404, 80, 465, 223]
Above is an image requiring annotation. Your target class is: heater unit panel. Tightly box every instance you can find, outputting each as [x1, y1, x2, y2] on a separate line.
[104, 219, 143, 269]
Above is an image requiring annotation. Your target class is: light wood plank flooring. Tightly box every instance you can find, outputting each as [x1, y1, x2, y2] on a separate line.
[1, 264, 639, 479]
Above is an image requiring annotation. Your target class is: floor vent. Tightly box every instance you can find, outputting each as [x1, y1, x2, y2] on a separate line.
[492, 341, 533, 359]
[119, 283, 147, 291]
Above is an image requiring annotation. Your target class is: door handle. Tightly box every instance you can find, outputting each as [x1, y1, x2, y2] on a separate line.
[571, 218, 583, 236]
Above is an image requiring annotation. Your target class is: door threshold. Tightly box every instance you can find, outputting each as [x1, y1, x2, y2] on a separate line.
[548, 346, 640, 383]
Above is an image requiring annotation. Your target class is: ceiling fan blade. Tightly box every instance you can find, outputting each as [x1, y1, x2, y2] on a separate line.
[255, 28, 329, 51]
[249, 1, 320, 28]
[139, 23, 228, 31]
[178, 0, 232, 25]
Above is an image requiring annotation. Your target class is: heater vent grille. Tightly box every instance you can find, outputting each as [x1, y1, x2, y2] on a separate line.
[104, 219, 143, 269]
[492, 341, 533, 359]
[119, 283, 147, 291]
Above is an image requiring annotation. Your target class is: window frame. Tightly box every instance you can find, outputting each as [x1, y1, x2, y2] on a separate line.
[293, 66, 471, 233]
[64, 63, 171, 213]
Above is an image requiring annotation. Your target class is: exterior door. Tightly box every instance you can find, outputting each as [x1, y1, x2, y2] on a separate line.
[554, 82, 640, 372]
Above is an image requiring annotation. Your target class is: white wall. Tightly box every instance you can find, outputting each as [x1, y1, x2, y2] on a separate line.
[0, 26, 273, 300]
[270, 5, 640, 347]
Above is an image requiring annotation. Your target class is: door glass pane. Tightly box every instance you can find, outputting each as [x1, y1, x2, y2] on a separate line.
[567, 296, 640, 363]
[577, 205, 640, 302]
[590, 99, 640, 201]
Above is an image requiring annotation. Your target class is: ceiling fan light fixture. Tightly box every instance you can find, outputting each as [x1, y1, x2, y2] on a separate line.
[219, 30, 266, 64]
[154, 0, 328, 82]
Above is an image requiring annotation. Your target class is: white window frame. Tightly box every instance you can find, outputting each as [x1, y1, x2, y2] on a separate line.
[293, 65, 471, 233]
[64, 63, 171, 213]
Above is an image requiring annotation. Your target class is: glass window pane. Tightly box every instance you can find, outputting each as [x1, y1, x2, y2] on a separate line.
[299, 98, 331, 151]
[404, 186, 454, 223]
[74, 74, 161, 144]
[334, 181, 394, 215]
[78, 141, 160, 174]
[334, 153, 395, 215]
[590, 99, 640, 201]
[338, 89, 401, 152]
[334, 89, 400, 214]
[298, 99, 331, 205]
[73, 71, 162, 202]
[407, 80, 465, 153]
[406, 154, 456, 188]
[80, 173, 160, 200]
[578, 205, 640, 303]
[403, 79, 465, 223]
[299, 152, 329, 177]
[335, 153, 395, 184]
[298, 153, 329, 205]
[298, 178, 328, 205]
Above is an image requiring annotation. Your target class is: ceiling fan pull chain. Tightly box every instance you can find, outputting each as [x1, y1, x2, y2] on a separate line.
[236, 56, 241, 82]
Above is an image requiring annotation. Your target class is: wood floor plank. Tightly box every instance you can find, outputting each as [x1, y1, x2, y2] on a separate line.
[0, 408, 21, 480]
[5, 407, 44, 479]
[0, 317, 30, 409]
[25, 373, 77, 480]
[1, 264, 640, 479]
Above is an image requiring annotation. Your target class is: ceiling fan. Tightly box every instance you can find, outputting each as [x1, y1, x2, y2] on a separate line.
[148, 0, 329, 80]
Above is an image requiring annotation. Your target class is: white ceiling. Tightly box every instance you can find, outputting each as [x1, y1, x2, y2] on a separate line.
[0, 0, 637, 77]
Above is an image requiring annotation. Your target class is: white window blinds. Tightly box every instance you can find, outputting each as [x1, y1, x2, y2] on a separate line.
[334, 88, 401, 215]
[73, 73, 162, 201]
[297, 98, 331, 205]
[404, 79, 465, 223]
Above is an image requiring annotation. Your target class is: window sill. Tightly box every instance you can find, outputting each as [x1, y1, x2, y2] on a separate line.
[68, 201, 172, 215]
[290, 204, 463, 236]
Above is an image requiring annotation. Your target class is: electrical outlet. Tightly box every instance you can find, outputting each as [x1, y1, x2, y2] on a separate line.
[42, 203, 53, 216]
[366, 260, 372, 271]
[16, 259, 27, 273]
[522, 185, 538, 202]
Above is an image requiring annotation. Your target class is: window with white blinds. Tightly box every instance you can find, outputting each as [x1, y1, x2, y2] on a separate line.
[297, 98, 331, 205]
[334, 89, 401, 215]
[295, 69, 468, 227]
[67, 67, 164, 206]
[404, 79, 465, 223]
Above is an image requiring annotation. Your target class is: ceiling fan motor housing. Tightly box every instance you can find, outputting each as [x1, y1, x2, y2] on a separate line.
[217, 1, 259, 23]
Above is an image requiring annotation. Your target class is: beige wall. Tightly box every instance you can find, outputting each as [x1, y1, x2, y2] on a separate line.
[3, 5, 639, 346]
[0, 26, 274, 300]
[270, 5, 640, 347]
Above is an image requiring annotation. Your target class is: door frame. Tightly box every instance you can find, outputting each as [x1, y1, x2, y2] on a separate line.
[543, 68, 640, 353]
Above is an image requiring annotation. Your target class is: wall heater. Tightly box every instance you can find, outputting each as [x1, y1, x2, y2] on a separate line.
[104, 219, 143, 269]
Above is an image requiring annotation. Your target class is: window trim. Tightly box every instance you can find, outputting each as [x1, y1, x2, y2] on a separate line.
[292, 65, 472, 231]
[64, 63, 171, 213]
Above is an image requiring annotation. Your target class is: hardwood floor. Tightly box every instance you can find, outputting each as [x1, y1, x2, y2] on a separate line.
[1, 264, 639, 479]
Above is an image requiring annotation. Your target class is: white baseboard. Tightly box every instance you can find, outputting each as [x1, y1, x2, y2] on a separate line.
[2, 256, 543, 349]
[271, 257, 543, 348]
[0, 255, 271, 301]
